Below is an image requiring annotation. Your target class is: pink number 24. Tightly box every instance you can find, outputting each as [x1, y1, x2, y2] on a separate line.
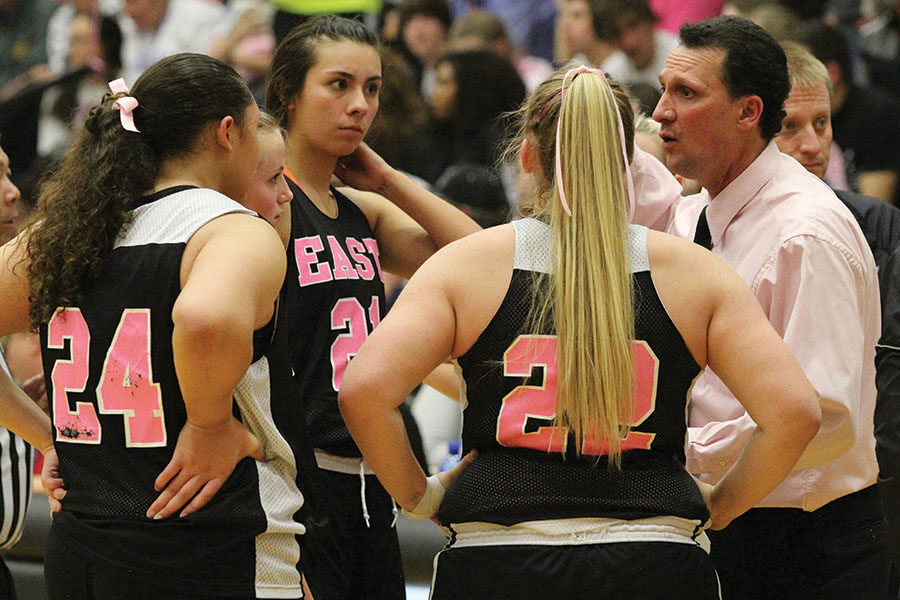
[48, 308, 166, 447]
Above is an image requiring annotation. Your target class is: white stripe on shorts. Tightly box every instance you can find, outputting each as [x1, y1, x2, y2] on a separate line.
[447, 516, 707, 549]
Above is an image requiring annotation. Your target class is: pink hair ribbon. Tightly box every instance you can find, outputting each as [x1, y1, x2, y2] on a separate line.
[554, 65, 636, 218]
[108, 78, 140, 133]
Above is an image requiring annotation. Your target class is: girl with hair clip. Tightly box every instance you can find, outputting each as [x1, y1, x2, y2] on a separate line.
[0, 53, 315, 600]
[264, 14, 479, 600]
[338, 65, 822, 599]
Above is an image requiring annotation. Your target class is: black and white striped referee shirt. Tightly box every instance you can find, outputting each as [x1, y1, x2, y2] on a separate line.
[0, 350, 32, 551]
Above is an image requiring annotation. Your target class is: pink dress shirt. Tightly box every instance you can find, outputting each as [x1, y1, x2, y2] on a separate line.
[632, 141, 880, 511]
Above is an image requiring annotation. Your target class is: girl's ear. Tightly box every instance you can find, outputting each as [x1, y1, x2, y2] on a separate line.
[214, 115, 236, 150]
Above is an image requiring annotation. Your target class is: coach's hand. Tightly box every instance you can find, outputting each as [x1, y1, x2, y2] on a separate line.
[147, 417, 262, 520]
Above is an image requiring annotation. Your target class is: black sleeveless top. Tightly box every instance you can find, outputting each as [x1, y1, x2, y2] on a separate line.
[439, 218, 709, 526]
[282, 179, 387, 457]
[40, 187, 306, 597]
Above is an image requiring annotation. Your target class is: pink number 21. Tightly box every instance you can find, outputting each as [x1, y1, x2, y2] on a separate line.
[48, 308, 166, 447]
[330, 296, 380, 391]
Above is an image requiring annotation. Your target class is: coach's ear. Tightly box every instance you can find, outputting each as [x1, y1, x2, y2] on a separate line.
[736, 94, 763, 133]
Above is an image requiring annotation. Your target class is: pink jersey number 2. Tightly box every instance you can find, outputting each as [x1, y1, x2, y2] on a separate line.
[48, 308, 166, 447]
[496, 335, 659, 455]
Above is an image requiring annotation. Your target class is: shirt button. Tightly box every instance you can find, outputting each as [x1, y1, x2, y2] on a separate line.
[718, 461, 728, 468]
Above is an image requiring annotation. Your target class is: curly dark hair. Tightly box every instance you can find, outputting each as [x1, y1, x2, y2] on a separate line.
[434, 49, 526, 141]
[366, 48, 430, 166]
[265, 15, 380, 130]
[679, 16, 789, 141]
[24, 53, 254, 328]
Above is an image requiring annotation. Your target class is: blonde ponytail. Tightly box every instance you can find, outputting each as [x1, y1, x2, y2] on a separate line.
[512, 67, 636, 466]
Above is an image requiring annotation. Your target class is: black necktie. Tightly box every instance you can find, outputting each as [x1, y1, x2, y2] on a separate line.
[694, 205, 712, 250]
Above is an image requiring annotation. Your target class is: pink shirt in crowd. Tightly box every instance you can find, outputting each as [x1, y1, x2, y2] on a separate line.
[649, 0, 725, 34]
[631, 142, 880, 512]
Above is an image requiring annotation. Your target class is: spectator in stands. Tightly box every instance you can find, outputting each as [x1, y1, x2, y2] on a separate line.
[209, 0, 276, 101]
[792, 20, 900, 204]
[859, 0, 900, 99]
[46, 0, 121, 76]
[554, 0, 615, 67]
[595, 0, 679, 88]
[366, 48, 440, 183]
[38, 13, 122, 158]
[429, 49, 525, 177]
[774, 40, 900, 576]
[0, 0, 55, 101]
[446, 9, 552, 93]
[394, 0, 452, 99]
[449, 0, 557, 62]
[269, 0, 383, 44]
[725, 1, 802, 41]
[117, 0, 233, 82]
[0, 0, 56, 177]
[650, 0, 724, 34]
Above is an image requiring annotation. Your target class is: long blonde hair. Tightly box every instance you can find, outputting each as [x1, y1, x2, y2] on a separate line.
[512, 67, 636, 466]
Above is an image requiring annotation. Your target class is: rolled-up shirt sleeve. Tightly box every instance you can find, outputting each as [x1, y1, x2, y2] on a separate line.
[630, 146, 684, 231]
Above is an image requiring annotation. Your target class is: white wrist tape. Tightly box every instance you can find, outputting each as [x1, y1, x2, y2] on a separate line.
[404, 475, 446, 520]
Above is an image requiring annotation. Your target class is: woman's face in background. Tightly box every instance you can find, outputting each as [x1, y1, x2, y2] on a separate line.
[430, 61, 456, 119]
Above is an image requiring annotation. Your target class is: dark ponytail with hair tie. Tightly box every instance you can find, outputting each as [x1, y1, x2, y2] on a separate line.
[24, 53, 255, 328]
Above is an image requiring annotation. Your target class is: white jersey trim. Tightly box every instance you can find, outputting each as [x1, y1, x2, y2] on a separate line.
[447, 515, 706, 549]
[233, 357, 306, 598]
[511, 218, 650, 274]
[114, 188, 255, 249]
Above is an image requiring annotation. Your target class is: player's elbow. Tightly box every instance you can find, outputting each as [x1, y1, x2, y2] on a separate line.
[792, 395, 858, 470]
[791, 391, 823, 449]
[338, 363, 373, 426]
[760, 386, 822, 462]
[172, 298, 253, 355]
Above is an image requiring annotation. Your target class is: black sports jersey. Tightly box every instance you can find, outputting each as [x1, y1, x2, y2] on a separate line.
[39, 187, 306, 598]
[283, 179, 386, 457]
[439, 218, 709, 526]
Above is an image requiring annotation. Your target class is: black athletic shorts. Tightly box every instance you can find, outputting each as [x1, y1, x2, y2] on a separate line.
[302, 468, 405, 600]
[431, 541, 720, 600]
[44, 525, 302, 600]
